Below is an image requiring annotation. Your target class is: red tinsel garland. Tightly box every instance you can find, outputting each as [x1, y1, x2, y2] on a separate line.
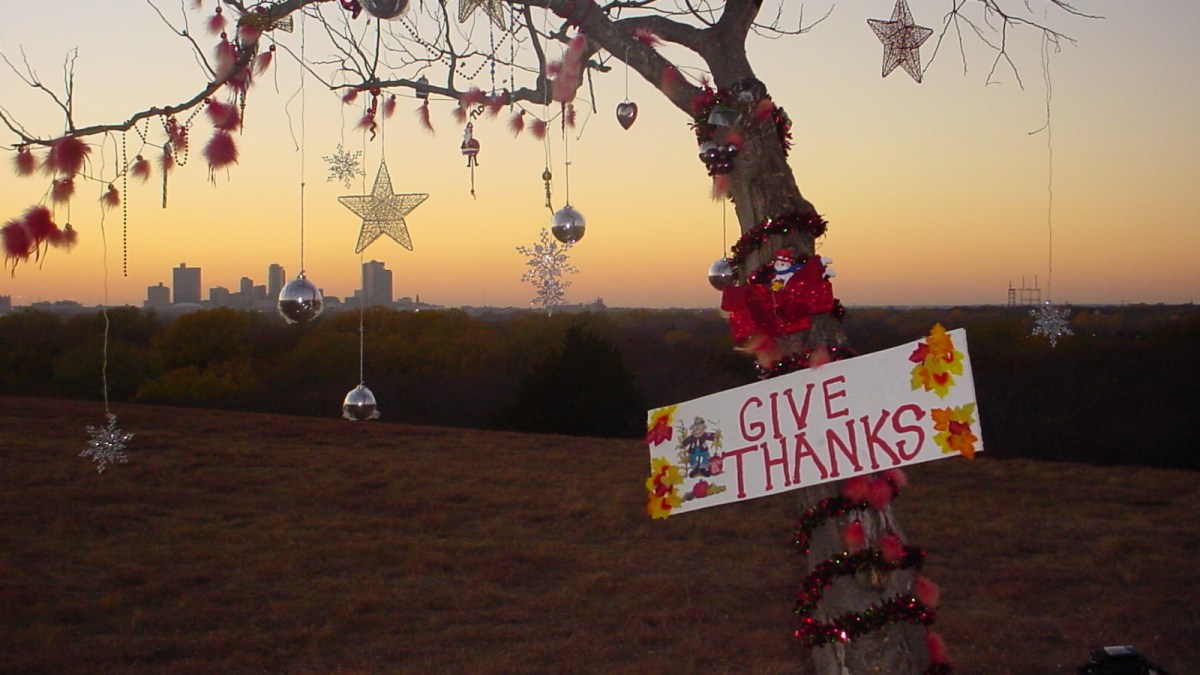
[729, 211, 828, 268]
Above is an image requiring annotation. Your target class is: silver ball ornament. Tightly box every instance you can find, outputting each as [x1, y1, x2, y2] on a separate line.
[361, 0, 410, 19]
[277, 274, 324, 324]
[342, 384, 380, 421]
[552, 205, 586, 244]
[708, 258, 737, 290]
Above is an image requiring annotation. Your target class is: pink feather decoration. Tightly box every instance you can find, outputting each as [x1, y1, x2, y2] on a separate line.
[357, 110, 376, 131]
[160, 147, 175, 174]
[2, 219, 34, 260]
[508, 110, 525, 137]
[633, 28, 661, 47]
[131, 155, 152, 182]
[659, 64, 685, 98]
[926, 630, 950, 665]
[452, 103, 467, 124]
[865, 478, 895, 510]
[751, 99, 775, 126]
[51, 178, 75, 204]
[56, 223, 78, 249]
[204, 131, 239, 170]
[254, 46, 275, 75]
[564, 103, 577, 128]
[342, 89, 359, 104]
[878, 533, 905, 564]
[100, 184, 121, 210]
[416, 100, 434, 133]
[486, 95, 506, 118]
[530, 118, 548, 140]
[44, 137, 90, 177]
[227, 66, 252, 92]
[841, 476, 870, 503]
[462, 87, 486, 107]
[842, 520, 865, 553]
[191, 0, 204, 8]
[14, 147, 36, 176]
[913, 576, 940, 609]
[206, 99, 241, 131]
[710, 174, 729, 201]
[214, 36, 237, 76]
[22, 206, 57, 242]
[383, 94, 397, 119]
[207, 8, 227, 35]
[880, 468, 909, 490]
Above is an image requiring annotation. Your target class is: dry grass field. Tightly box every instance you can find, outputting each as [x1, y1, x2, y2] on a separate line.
[2, 395, 1196, 674]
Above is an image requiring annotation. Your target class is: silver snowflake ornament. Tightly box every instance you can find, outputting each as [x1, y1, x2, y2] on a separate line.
[81, 413, 132, 474]
[516, 228, 579, 315]
[1031, 302, 1073, 347]
[324, 144, 365, 188]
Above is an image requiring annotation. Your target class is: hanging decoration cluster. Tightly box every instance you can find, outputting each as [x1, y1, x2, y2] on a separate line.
[689, 84, 793, 198]
[792, 470, 953, 673]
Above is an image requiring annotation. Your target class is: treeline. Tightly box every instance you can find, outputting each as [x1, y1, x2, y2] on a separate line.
[1, 304, 1197, 469]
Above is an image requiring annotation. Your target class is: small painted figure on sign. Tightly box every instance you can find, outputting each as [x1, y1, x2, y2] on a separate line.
[769, 248, 802, 291]
[683, 416, 717, 477]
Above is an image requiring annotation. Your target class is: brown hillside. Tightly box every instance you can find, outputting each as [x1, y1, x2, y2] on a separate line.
[1, 395, 1195, 674]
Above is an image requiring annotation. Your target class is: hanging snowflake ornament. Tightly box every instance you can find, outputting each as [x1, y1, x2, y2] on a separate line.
[1030, 302, 1073, 347]
[81, 413, 132, 474]
[516, 228, 579, 314]
[868, 0, 933, 83]
[323, 144, 365, 188]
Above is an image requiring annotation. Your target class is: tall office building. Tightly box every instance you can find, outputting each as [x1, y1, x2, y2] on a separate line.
[239, 277, 254, 296]
[267, 263, 286, 300]
[172, 264, 201, 304]
[362, 260, 393, 307]
[145, 283, 170, 310]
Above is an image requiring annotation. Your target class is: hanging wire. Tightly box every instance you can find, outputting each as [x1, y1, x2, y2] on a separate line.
[298, 8, 308, 275]
[1041, 33, 1055, 303]
[359, 251, 367, 385]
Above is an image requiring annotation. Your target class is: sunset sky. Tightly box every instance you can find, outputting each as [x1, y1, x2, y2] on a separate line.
[1, 0, 1197, 309]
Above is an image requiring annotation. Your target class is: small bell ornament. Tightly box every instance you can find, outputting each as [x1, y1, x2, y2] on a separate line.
[342, 384, 380, 421]
[552, 205, 586, 244]
[616, 101, 638, 130]
[361, 0, 409, 19]
[708, 258, 737, 290]
[277, 273, 324, 324]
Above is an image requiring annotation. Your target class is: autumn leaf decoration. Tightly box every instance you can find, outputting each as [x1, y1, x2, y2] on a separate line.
[908, 323, 964, 398]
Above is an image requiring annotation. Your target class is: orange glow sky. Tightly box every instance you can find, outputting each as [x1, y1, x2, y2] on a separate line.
[1, 1, 1197, 309]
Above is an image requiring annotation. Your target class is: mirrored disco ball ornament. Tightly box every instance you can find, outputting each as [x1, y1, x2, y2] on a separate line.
[342, 384, 380, 421]
[361, 0, 409, 19]
[277, 274, 324, 324]
[552, 205, 586, 244]
[708, 258, 737, 290]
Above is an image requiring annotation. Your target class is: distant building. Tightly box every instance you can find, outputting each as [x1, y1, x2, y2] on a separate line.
[210, 286, 231, 307]
[362, 260, 393, 307]
[267, 263, 286, 301]
[0, 295, 11, 315]
[173, 263, 201, 304]
[145, 283, 170, 310]
[253, 284, 267, 301]
[240, 276, 254, 296]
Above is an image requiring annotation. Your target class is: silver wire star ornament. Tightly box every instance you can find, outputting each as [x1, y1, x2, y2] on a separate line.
[81, 413, 132, 474]
[458, 0, 507, 27]
[338, 161, 428, 254]
[868, 0, 933, 83]
[516, 228, 578, 315]
[323, 144, 365, 188]
[1031, 302, 1073, 347]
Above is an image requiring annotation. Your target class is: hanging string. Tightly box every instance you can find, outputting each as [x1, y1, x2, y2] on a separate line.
[359, 251, 367, 385]
[97, 171, 113, 419]
[563, 125, 571, 206]
[298, 8, 308, 276]
[1041, 33, 1055, 303]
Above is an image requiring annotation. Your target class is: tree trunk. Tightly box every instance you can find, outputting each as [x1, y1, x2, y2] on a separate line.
[720, 76, 932, 675]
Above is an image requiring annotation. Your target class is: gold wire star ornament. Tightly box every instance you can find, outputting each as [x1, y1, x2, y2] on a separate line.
[457, 0, 507, 27]
[339, 161, 428, 254]
[868, 0, 933, 83]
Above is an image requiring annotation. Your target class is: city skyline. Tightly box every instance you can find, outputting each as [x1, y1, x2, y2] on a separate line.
[1, 2, 1197, 309]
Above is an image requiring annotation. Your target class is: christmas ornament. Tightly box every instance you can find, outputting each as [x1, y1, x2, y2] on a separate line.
[1030, 302, 1072, 347]
[461, 122, 481, 196]
[616, 101, 638, 130]
[361, 0, 409, 20]
[707, 258, 736, 290]
[551, 205, 585, 244]
[516, 228, 579, 315]
[81, 413, 132, 474]
[338, 161, 427, 253]
[323, 144, 365, 188]
[277, 274, 324, 323]
[868, 0, 933, 83]
[342, 384, 380, 421]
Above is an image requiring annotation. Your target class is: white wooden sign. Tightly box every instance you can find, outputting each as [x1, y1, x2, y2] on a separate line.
[645, 325, 981, 518]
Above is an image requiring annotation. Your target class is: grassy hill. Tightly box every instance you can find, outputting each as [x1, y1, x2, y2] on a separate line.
[2, 395, 1196, 673]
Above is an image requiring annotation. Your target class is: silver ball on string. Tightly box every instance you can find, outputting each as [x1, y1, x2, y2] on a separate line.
[342, 384, 380, 421]
[361, 0, 410, 20]
[708, 258, 737, 290]
[277, 273, 324, 324]
[552, 205, 586, 244]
